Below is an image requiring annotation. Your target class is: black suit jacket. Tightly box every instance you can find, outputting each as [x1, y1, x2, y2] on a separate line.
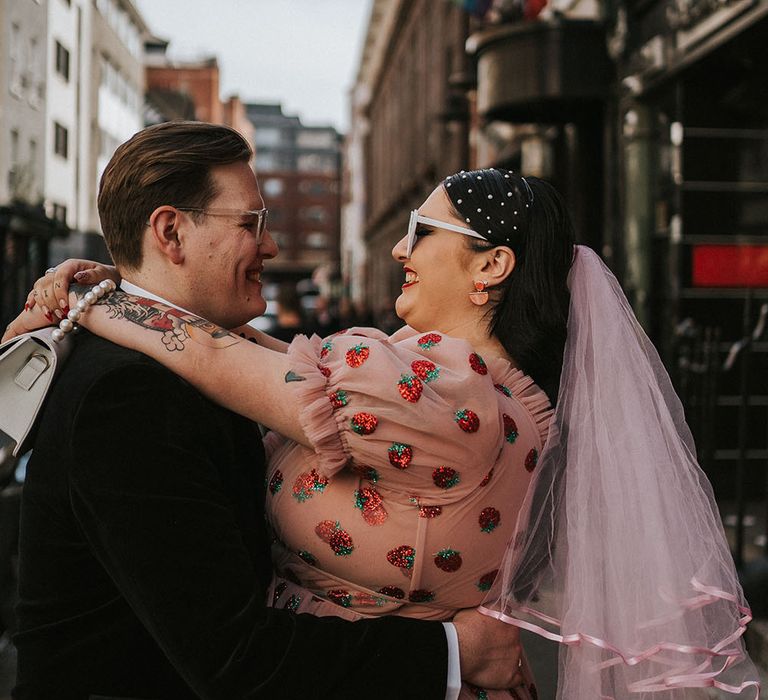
[12, 333, 447, 699]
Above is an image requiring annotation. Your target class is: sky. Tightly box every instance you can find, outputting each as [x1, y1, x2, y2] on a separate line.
[133, 0, 374, 133]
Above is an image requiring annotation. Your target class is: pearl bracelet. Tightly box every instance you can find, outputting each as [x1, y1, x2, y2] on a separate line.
[51, 279, 117, 343]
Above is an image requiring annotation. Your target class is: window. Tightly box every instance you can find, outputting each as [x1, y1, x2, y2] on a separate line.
[301, 206, 327, 223]
[54, 122, 68, 159]
[10, 130, 19, 165]
[298, 180, 328, 196]
[269, 231, 287, 248]
[262, 178, 284, 197]
[29, 138, 37, 176]
[52, 203, 68, 223]
[255, 128, 281, 147]
[255, 152, 278, 173]
[305, 232, 329, 249]
[297, 153, 336, 173]
[10, 23, 22, 94]
[55, 40, 70, 81]
[297, 130, 336, 149]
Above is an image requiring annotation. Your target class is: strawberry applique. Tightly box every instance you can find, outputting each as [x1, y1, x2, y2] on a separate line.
[388, 442, 412, 469]
[434, 548, 462, 572]
[397, 374, 423, 402]
[411, 359, 440, 382]
[345, 343, 370, 368]
[315, 520, 354, 556]
[432, 466, 460, 489]
[479, 506, 501, 533]
[455, 408, 480, 433]
[468, 353, 488, 375]
[350, 412, 378, 435]
[503, 414, 518, 444]
[417, 333, 442, 350]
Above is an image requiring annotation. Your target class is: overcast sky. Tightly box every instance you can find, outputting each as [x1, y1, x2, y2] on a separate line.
[133, 0, 374, 133]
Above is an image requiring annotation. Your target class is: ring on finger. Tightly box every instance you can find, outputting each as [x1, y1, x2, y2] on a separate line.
[45, 267, 57, 274]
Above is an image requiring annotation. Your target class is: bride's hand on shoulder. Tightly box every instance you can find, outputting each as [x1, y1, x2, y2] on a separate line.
[25, 259, 119, 320]
[2, 298, 55, 342]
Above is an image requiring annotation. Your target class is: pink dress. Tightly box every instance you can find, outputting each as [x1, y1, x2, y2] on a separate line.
[265, 327, 552, 699]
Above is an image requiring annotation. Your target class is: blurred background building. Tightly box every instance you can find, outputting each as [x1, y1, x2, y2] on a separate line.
[1, 0, 767, 690]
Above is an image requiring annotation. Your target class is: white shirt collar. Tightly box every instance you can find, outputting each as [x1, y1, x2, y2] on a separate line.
[119, 280, 195, 316]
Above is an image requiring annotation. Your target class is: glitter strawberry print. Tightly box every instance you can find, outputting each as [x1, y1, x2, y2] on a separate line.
[455, 408, 480, 433]
[479, 468, 494, 487]
[327, 589, 352, 608]
[466, 683, 489, 700]
[298, 550, 317, 566]
[408, 589, 435, 603]
[354, 487, 388, 526]
[379, 586, 405, 599]
[350, 412, 378, 435]
[434, 548, 462, 572]
[432, 466, 460, 489]
[468, 353, 488, 375]
[397, 373, 423, 402]
[285, 594, 301, 611]
[388, 442, 412, 469]
[525, 448, 539, 472]
[320, 340, 333, 358]
[353, 464, 379, 483]
[417, 333, 442, 350]
[503, 414, 519, 444]
[317, 363, 331, 378]
[273, 580, 287, 605]
[292, 469, 329, 503]
[479, 506, 501, 533]
[494, 383, 512, 397]
[345, 343, 370, 368]
[386, 545, 415, 571]
[315, 520, 354, 556]
[328, 389, 349, 409]
[476, 570, 498, 592]
[268, 470, 283, 495]
[419, 505, 442, 518]
[411, 359, 440, 382]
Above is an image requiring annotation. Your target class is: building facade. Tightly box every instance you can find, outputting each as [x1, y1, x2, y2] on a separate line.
[1, 0, 47, 207]
[246, 102, 341, 286]
[345, 0, 473, 314]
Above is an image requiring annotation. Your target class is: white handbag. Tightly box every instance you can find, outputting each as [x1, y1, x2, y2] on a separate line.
[0, 327, 72, 456]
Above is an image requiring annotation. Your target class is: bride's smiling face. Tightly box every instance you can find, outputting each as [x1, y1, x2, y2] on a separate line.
[391, 185, 478, 333]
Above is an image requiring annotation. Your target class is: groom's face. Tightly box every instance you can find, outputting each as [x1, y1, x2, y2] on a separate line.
[178, 161, 278, 328]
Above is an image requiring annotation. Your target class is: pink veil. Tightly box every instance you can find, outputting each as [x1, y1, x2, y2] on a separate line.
[480, 245, 760, 698]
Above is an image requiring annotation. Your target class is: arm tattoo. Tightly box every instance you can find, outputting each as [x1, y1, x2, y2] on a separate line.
[284, 370, 306, 383]
[82, 287, 239, 353]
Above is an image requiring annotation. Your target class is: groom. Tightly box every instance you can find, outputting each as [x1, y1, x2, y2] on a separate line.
[10, 122, 522, 699]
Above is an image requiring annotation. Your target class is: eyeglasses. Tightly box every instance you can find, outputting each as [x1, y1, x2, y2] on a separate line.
[406, 210, 488, 258]
[176, 207, 269, 242]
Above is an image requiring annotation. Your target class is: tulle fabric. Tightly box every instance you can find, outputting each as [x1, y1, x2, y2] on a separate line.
[480, 245, 760, 698]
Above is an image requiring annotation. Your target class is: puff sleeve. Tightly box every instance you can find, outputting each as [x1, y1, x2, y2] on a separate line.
[285, 328, 511, 504]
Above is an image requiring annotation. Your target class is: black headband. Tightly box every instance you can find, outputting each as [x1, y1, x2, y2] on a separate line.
[443, 168, 533, 247]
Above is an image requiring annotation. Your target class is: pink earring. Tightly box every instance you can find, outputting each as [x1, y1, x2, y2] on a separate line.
[469, 280, 489, 306]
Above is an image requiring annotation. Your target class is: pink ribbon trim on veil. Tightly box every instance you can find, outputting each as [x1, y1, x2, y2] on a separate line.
[478, 578, 760, 697]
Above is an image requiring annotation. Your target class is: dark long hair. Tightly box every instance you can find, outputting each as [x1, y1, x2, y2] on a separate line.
[443, 168, 575, 403]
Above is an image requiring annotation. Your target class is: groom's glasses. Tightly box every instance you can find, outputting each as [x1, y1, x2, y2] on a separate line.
[176, 207, 269, 242]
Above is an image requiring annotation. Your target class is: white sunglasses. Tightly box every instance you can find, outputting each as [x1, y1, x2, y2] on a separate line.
[406, 210, 488, 258]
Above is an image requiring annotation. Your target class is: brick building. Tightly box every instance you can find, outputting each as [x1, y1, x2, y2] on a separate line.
[246, 103, 341, 287]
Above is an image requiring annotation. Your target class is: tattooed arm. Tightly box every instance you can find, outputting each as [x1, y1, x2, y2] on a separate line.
[73, 288, 311, 447]
[231, 325, 290, 353]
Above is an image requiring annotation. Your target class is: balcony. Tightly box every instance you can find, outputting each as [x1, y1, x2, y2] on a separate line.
[468, 19, 611, 123]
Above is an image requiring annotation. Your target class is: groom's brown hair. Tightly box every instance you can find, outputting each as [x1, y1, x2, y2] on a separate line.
[98, 120, 252, 271]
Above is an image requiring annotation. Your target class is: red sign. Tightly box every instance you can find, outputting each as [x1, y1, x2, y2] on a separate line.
[692, 245, 768, 288]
